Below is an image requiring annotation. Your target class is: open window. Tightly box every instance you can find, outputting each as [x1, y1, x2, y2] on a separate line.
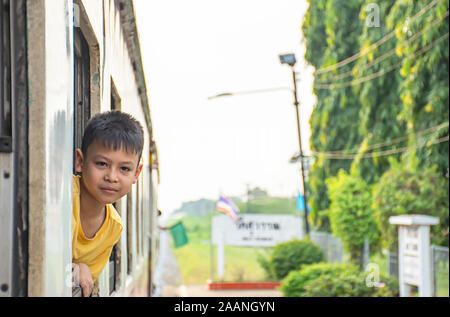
[0, 0, 11, 153]
[126, 191, 133, 274]
[73, 27, 90, 174]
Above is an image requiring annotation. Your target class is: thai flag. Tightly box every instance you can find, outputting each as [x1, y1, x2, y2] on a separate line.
[216, 195, 240, 221]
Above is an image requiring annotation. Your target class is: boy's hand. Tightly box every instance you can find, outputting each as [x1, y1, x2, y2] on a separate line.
[76, 263, 94, 297]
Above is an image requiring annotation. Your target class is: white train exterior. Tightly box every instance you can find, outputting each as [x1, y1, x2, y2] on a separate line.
[0, 0, 160, 296]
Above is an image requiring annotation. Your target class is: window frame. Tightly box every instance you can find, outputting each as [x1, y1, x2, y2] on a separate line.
[73, 27, 90, 174]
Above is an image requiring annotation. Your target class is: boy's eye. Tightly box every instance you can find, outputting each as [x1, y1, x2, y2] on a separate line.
[96, 162, 107, 167]
[121, 167, 131, 172]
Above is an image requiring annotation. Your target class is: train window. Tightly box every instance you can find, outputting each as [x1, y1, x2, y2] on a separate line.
[73, 27, 90, 174]
[140, 177, 144, 256]
[108, 245, 116, 295]
[0, 0, 12, 297]
[136, 179, 140, 257]
[126, 191, 133, 274]
[0, 0, 12, 153]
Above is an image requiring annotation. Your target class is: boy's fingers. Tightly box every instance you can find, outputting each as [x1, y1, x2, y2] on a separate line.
[80, 281, 93, 297]
[81, 284, 89, 297]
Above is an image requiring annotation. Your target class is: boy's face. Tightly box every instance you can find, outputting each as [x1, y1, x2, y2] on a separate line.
[75, 140, 143, 205]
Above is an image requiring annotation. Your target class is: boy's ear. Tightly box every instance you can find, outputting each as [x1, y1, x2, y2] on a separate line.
[132, 163, 143, 184]
[75, 149, 84, 173]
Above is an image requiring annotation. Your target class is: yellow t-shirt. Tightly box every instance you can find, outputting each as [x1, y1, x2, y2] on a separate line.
[72, 175, 123, 281]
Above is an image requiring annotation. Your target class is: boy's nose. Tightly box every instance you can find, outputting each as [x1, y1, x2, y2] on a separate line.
[105, 168, 119, 182]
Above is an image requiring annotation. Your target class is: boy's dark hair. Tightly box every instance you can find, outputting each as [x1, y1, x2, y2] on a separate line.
[81, 111, 144, 164]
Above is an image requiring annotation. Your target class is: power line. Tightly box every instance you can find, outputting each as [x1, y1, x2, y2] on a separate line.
[312, 0, 443, 75]
[316, 10, 449, 83]
[306, 135, 448, 160]
[313, 32, 449, 89]
[292, 121, 449, 162]
[321, 121, 449, 155]
[207, 87, 291, 100]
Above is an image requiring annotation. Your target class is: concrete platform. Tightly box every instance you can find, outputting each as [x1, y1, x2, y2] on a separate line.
[162, 284, 282, 297]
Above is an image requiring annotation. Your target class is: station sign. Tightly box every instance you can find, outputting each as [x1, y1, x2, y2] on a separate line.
[211, 214, 303, 247]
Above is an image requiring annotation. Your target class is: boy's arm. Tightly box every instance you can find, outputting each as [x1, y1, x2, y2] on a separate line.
[73, 263, 94, 297]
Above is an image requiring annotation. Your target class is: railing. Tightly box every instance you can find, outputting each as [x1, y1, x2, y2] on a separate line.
[72, 286, 82, 297]
[431, 245, 449, 297]
[387, 245, 449, 297]
[310, 231, 343, 263]
[387, 250, 399, 278]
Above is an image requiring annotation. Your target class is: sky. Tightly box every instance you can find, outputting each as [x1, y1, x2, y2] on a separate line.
[133, 0, 316, 215]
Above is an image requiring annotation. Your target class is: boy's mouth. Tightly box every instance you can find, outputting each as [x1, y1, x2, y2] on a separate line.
[100, 187, 119, 194]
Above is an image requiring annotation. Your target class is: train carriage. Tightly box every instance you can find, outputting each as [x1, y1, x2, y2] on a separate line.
[0, 0, 160, 297]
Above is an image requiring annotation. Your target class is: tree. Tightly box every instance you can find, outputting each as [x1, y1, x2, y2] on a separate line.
[302, 0, 449, 232]
[327, 170, 379, 268]
[372, 158, 449, 250]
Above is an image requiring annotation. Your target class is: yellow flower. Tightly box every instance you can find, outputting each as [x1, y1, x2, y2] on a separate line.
[424, 104, 433, 113]
[360, 140, 369, 152]
[400, 67, 408, 77]
[402, 95, 413, 105]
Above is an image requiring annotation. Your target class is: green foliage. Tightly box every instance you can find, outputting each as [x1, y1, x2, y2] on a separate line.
[303, 269, 398, 297]
[372, 159, 450, 250]
[327, 170, 379, 267]
[269, 238, 324, 280]
[280, 262, 398, 297]
[256, 249, 276, 281]
[280, 263, 357, 297]
[303, 0, 449, 232]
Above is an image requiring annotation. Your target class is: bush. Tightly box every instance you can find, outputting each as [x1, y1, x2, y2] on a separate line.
[280, 262, 398, 297]
[270, 238, 324, 280]
[256, 249, 276, 281]
[326, 170, 379, 267]
[280, 263, 358, 297]
[373, 159, 449, 250]
[257, 238, 324, 281]
[303, 272, 397, 297]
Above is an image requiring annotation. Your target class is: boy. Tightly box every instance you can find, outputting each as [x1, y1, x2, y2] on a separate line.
[72, 110, 144, 296]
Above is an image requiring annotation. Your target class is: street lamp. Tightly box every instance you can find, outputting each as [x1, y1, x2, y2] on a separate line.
[279, 53, 310, 235]
[207, 87, 291, 100]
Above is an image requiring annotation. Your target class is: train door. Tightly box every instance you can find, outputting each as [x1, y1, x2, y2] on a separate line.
[0, 0, 28, 297]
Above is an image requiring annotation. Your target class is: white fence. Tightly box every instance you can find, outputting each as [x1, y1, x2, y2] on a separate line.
[388, 245, 449, 297]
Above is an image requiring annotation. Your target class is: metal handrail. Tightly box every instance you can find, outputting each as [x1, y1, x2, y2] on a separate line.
[72, 286, 82, 297]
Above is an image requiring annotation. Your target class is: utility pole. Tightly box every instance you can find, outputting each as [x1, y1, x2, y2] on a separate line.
[292, 68, 310, 236]
[246, 183, 250, 213]
[279, 53, 310, 235]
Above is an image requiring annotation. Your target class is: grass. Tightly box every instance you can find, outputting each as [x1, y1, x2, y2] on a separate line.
[435, 262, 449, 297]
[170, 214, 272, 284]
[173, 242, 269, 284]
